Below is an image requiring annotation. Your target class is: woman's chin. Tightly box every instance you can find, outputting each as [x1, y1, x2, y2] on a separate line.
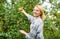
[34, 15, 38, 17]
[34, 15, 40, 17]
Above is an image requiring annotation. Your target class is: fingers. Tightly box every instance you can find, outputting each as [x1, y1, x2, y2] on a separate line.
[18, 7, 24, 12]
[19, 30, 27, 35]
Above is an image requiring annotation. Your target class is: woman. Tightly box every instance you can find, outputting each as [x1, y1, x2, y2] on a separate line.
[18, 5, 45, 39]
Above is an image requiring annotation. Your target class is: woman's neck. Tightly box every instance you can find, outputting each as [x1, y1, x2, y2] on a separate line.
[34, 16, 40, 19]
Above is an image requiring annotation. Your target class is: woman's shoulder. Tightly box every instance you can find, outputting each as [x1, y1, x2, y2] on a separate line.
[36, 18, 43, 25]
[37, 17, 43, 22]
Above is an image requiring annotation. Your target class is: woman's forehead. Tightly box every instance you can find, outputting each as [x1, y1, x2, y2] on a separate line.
[34, 6, 39, 10]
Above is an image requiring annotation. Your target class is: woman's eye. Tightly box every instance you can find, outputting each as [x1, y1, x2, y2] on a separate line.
[36, 10, 39, 11]
[33, 9, 39, 11]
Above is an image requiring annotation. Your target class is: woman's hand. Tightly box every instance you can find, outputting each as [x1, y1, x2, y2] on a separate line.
[18, 7, 30, 18]
[18, 7, 25, 13]
[19, 30, 27, 35]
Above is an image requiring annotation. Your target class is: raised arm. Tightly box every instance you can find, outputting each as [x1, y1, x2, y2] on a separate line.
[18, 7, 34, 22]
[18, 7, 30, 17]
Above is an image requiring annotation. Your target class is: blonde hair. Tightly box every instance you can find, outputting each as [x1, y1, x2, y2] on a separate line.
[35, 5, 46, 21]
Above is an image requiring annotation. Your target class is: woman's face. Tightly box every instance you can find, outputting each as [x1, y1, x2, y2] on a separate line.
[33, 6, 41, 17]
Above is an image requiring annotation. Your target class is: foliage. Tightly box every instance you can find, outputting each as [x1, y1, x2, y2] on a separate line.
[0, 0, 60, 39]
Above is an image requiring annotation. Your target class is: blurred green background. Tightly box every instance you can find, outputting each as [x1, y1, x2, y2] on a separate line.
[0, 0, 60, 39]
